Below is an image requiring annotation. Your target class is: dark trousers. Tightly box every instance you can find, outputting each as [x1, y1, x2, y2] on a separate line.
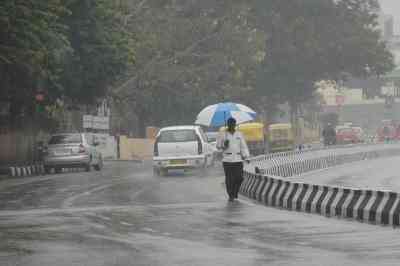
[223, 162, 244, 199]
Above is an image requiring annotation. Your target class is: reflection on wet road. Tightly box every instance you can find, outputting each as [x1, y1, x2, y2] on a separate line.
[290, 156, 400, 192]
[1, 161, 400, 266]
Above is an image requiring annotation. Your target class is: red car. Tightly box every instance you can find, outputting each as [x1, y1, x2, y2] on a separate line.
[336, 127, 361, 144]
[377, 125, 396, 142]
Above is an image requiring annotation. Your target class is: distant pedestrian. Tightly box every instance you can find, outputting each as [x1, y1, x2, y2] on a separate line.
[217, 118, 250, 202]
[322, 123, 336, 146]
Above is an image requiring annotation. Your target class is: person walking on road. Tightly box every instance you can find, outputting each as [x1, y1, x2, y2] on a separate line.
[322, 123, 336, 147]
[217, 118, 250, 202]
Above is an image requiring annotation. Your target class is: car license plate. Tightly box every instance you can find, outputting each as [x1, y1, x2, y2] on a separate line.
[54, 149, 70, 156]
[170, 159, 187, 165]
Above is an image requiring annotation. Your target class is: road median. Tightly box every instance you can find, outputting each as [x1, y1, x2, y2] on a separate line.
[241, 144, 400, 226]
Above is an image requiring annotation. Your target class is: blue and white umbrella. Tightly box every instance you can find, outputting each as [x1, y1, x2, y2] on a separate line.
[195, 102, 257, 127]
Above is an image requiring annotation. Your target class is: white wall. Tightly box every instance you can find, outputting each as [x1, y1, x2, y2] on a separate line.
[93, 134, 117, 159]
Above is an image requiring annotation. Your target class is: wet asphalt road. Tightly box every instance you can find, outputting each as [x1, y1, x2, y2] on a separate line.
[1, 161, 400, 265]
[290, 155, 400, 191]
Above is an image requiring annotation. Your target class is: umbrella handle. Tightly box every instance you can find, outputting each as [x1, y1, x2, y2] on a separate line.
[224, 111, 227, 137]
[224, 111, 226, 128]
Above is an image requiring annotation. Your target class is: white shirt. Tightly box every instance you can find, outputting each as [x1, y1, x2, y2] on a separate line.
[217, 131, 250, 162]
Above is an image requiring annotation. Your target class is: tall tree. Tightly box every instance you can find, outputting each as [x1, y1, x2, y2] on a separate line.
[113, 0, 265, 136]
[60, 0, 135, 105]
[0, 0, 134, 126]
[0, 0, 71, 118]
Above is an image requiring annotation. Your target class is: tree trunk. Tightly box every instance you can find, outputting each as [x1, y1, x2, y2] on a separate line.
[137, 112, 146, 138]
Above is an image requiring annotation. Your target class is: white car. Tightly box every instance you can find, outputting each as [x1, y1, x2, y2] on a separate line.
[153, 126, 215, 175]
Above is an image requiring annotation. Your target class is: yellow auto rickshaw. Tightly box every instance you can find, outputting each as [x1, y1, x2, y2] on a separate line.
[267, 123, 295, 153]
[220, 122, 266, 156]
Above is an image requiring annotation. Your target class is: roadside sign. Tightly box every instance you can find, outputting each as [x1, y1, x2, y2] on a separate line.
[83, 115, 109, 130]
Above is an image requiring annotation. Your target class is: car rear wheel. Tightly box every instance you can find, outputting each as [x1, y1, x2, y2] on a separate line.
[44, 166, 52, 174]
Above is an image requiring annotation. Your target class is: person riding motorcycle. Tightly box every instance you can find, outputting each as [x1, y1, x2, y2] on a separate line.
[322, 123, 336, 146]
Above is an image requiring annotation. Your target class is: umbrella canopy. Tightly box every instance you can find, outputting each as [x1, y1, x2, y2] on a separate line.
[195, 102, 257, 127]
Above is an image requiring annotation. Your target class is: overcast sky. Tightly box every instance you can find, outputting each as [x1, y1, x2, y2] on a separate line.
[379, 0, 400, 14]
[379, 0, 400, 33]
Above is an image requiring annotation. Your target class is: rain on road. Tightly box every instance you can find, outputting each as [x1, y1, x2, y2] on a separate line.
[290, 155, 400, 191]
[1, 161, 400, 266]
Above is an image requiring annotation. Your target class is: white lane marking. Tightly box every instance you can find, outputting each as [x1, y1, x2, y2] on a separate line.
[141, 227, 156, 232]
[120, 221, 133, 226]
[0, 202, 226, 217]
[96, 214, 112, 221]
[62, 184, 114, 208]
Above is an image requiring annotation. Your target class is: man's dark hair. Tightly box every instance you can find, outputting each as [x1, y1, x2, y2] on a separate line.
[227, 117, 236, 126]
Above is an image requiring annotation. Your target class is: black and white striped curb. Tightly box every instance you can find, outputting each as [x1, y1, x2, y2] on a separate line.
[240, 173, 400, 226]
[241, 144, 400, 226]
[247, 144, 400, 177]
[9, 164, 45, 177]
[9, 165, 86, 177]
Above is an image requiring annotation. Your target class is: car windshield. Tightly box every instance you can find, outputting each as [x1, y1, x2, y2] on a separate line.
[158, 130, 197, 143]
[205, 132, 218, 142]
[337, 128, 353, 134]
[49, 134, 82, 145]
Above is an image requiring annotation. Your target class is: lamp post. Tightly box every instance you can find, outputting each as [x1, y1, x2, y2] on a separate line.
[34, 90, 46, 162]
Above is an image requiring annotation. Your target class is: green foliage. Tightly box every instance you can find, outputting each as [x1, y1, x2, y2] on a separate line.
[0, 0, 71, 115]
[1, 0, 394, 135]
[114, 0, 264, 134]
[60, 0, 135, 104]
[0, 0, 134, 120]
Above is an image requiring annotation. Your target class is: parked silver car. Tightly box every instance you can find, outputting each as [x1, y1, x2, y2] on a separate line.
[43, 133, 103, 174]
